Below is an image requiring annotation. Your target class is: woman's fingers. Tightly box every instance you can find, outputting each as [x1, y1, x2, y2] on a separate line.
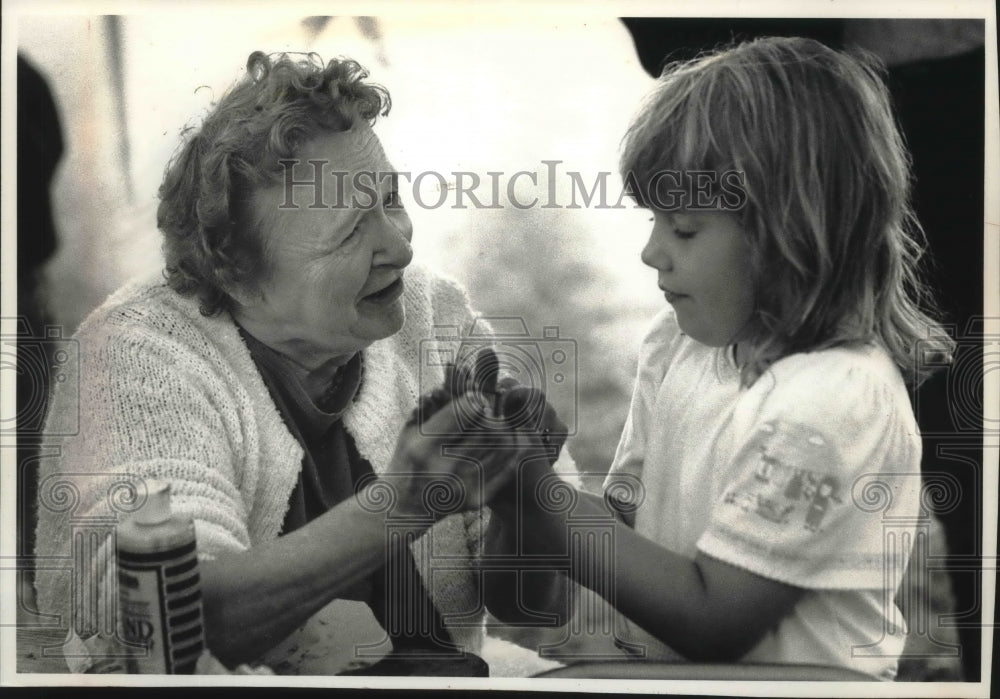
[419, 392, 491, 436]
[497, 386, 565, 432]
[497, 386, 543, 429]
[392, 393, 513, 509]
[405, 387, 454, 428]
[396, 388, 574, 514]
[471, 347, 499, 397]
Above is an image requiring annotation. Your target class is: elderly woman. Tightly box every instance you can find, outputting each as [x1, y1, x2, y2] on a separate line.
[34, 51, 548, 676]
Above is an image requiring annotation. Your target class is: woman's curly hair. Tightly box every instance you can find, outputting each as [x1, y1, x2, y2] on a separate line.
[157, 51, 391, 316]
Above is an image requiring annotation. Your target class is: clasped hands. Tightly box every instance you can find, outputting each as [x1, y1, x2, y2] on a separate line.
[374, 348, 569, 521]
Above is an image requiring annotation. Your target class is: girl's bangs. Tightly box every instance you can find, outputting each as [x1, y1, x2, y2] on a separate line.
[623, 70, 737, 210]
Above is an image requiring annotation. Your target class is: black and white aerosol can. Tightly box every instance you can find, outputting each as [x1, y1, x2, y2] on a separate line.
[116, 479, 205, 673]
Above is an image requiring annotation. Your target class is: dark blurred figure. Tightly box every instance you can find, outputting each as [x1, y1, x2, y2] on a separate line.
[620, 18, 984, 681]
[621, 17, 844, 70]
[844, 20, 985, 683]
[17, 53, 64, 605]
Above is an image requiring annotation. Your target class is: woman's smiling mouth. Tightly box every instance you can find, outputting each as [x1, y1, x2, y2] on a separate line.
[361, 276, 405, 304]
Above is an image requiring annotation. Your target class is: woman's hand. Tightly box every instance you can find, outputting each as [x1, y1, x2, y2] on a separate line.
[380, 344, 575, 520]
[381, 390, 527, 520]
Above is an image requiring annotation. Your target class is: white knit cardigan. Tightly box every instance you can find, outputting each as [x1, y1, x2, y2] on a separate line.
[34, 263, 489, 672]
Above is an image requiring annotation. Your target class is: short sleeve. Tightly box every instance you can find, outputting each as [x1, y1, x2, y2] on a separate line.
[696, 349, 923, 589]
[86, 326, 256, 553]
[605, 308, 683, 492]
[33, 313, 266, 670]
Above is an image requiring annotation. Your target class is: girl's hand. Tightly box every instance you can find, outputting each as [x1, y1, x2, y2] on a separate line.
[489, 382, 570, 522]
[482, 381, 573, 624]
[497, 381, 569, 457]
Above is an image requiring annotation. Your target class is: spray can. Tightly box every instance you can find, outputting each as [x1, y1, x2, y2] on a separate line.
[116, 479, 205, 673]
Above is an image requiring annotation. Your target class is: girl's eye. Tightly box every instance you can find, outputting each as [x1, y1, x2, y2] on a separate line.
[674, 229, 697, 240]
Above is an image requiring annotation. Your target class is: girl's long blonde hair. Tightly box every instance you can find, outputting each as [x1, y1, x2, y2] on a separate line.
[621, 36, 954, 386]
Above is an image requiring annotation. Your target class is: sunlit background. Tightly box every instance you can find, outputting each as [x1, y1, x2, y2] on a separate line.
[17, 13, 659, 479]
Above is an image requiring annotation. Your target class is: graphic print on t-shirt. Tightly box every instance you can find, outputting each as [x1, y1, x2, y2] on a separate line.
[722, 420, 843, 532]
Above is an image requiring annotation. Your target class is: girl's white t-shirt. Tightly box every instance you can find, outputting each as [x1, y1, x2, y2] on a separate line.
[602, 307, 923, 680]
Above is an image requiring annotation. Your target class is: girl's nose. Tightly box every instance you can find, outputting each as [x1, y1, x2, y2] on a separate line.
[641, 227, 672, 272]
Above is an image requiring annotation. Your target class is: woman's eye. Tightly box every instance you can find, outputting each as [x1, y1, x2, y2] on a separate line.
[674, 229, 697, 240]
[384, 190, 402, 209]
[342, 225, 360, 244]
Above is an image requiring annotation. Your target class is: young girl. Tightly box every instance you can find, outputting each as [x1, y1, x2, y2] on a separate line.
[484, 36, 954, 681]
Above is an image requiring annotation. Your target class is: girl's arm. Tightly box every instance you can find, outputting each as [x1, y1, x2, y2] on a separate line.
[491, 457, 804, 662]
[571, 489, 803, 661]
[481, 485, 568, 625]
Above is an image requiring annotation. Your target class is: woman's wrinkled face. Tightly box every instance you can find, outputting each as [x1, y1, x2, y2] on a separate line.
[233, 127, 413, 367]
[641, 209, 755, 347]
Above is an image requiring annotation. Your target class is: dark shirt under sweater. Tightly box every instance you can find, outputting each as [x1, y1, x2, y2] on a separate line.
[239, 328, 457, 652]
